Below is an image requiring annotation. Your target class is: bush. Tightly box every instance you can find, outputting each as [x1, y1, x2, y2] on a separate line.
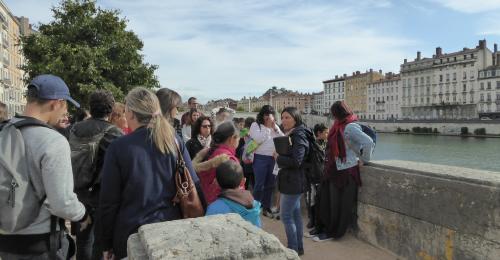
[412, 127, 421, 133]
[433, 128, 439, 134]
[396, 127, 402, 132]
[252, 106, 262, 112]
[236, 106, 245, 112]
[405, 129, 410, 133]
[474, 128, 486, 135]
[460, 127, 469, 135]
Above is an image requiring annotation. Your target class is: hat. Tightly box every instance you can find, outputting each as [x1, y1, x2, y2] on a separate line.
[28, 74, 80, 108]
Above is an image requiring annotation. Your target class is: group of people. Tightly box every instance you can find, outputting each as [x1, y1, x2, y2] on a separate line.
[0, 74, 375, 260]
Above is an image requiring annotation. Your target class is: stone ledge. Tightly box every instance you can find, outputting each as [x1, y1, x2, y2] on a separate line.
[127, 214, 299, 260]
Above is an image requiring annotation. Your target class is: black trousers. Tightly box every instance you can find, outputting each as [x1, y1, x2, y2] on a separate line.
[317, 175, 358, 238]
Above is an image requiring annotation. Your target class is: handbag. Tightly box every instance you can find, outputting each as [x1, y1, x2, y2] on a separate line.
[172, 142, 205, 218]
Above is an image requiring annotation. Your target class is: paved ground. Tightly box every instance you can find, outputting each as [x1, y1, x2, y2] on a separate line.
[261, 216, 400, 260]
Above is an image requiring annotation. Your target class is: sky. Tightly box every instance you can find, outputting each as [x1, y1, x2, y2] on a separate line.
[5, 0, 500, 103]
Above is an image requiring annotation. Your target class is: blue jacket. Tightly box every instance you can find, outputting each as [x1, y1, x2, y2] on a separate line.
[335, 123, 375, 170]
[206, 199, 262, 227]
[99, 127, 203, 259]
[276, 124, 311, 194]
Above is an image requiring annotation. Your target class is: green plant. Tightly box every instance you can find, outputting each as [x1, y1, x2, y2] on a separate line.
[252, 106, 262, 112]
[474, 128, 486, 135]
[460, 127, 469, 135]
[236, 106, 245, 112]
[433, 128, 439, 134]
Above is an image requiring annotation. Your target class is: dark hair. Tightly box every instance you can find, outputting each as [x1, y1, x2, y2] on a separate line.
[233, 117, 244, 124]
[89, 90, 115, 119]
[156, 88, 182, 122]
[0, 101, 7, 121]
[256, 105, 276, 125]
[73, 108, 90, 123]
[216, 107, 228, 115]
[281, 107, 303, 127]
[191, 116, 214, 138]
[330, 101, 353, 120]
[244, 117, 255, 128]
[188, 108, 200, 125]
[313, 123, 328, 137]
[204, 121, 238, 160]
[216, 160, 243, 189]
[26, 86, 50, 105]
[188, 97, 197, 105]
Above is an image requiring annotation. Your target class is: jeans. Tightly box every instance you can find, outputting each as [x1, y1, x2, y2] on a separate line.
[280, 193, 303, 252]
[74, 212, 101, 260]
[252, 154, 276, 209]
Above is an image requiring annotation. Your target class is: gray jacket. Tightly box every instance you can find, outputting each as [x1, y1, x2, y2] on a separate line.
[335, 123, 375, 170]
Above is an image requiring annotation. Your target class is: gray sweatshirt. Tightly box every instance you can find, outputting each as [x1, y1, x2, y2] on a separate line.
[8, 118, 86, 235]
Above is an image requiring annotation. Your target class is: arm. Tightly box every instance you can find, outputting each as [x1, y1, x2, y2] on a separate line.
[249, 122, 271, 144]
[345, 124, 375, 163]
[276, 132, 309, 169]
[41, 136, 86, 221]
[99, 144, 122, 251]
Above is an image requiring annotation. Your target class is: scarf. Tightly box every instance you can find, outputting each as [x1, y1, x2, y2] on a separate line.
[198, 135, 212, 148]
[327, 114, 358, 162]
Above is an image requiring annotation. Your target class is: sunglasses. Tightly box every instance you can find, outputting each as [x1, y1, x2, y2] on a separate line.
[201, 125, 212, 129]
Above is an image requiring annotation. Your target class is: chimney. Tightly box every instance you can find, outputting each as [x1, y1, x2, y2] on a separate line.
[495, 43, 498, 53]
[356, 71, 360, 75]
[343, 73, 347, 78]
[379, 69, 383, 74]
[417, 51, 421, 60]
[404, 58, 407, 64]
[479, 39, 486, 49]
[369, 68, 373, 73]
[335, 75, 338, 79]
[497, 53, 500, 66]
[352, 72, 355, 76]
[436, 47, 442, 57]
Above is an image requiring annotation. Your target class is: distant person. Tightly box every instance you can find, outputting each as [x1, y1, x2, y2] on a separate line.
[206, 160, 262, 227]
[237, 117, 256, 190]
[156, 88, 183, 138]
[68, 90, 123, 260]
[0, 101, 8, 121]
[181, 97, 200, 126]
[182, 108, 201, 143]
[0, 74, 90, 259]
[233, 117, 245, 130]
[99, 87, 205, 259]
[249, 105, 284, 218]
[73, 108, 91, 124]
[110, 102, 130, 134]
[314, 101, 374, 242]
[186, 116, 214, 159]
[197, 121, 242, 204]
[214, 107, 232, 127]
[275, 107, 311, 255]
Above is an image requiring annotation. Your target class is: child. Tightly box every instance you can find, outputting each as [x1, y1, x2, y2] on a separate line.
[206, 160, 262, 227]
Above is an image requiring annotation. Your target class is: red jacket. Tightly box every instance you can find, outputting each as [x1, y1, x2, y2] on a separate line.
[198, 144, 241, 204]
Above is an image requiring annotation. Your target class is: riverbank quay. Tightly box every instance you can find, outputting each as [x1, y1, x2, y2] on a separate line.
[376, 131, 500, 138]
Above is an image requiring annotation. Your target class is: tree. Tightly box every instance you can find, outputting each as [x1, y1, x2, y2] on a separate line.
[21, 0, 159, 107]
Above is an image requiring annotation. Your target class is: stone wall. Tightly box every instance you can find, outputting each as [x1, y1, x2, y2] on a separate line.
[127, 214, 299, 260]
[356, 160, 500, 260]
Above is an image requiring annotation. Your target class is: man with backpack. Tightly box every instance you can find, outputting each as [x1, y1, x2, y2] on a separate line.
[69, 90, 123, 260]
[0, 74, 91, 260]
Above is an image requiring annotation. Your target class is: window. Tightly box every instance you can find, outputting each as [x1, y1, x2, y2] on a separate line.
[463, 71, 467, 79]
[487, 93, 491, 102]
[440, 75, 443, 82]
[487, 82, 491, 90]
[497, 81, 500, 89]
[453, 73, 456, 81]
[480, 94, 484, 101]
[480, 82, 484, 90]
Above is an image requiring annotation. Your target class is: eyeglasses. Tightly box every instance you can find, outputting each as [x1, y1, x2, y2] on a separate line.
[201, 125, 212, 129]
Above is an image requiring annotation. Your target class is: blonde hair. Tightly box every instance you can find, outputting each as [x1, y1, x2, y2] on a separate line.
[110, 102, 125, 125]
[125, 87, 177, 154]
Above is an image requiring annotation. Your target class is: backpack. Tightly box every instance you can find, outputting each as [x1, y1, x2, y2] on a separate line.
[0, 118, 51, 232]
[303, 131, 325, 184]
[69, 124, 114, 191]
[358, 123, 377, 144]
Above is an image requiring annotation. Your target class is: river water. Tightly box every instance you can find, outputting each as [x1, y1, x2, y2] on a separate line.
[373, 133, 500, 172]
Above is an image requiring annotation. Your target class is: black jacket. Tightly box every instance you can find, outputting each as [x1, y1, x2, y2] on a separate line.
[276, 125, 311, 195]
[70, 118, 123, 207]
[186, 137, 203, 159]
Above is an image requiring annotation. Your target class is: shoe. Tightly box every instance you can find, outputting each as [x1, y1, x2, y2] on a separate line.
[306, 221, 314, 229]
[262, 208, 275, 218]
[312, 233, 333, 242]
[304, 228, 320, 238]
[297, 249, 304, 256]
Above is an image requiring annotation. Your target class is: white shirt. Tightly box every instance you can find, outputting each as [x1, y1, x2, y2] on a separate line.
[249, 122, 284, 156]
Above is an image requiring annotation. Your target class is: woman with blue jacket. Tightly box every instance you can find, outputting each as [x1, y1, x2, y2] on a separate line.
[276, 107, 312, 256]
[99, 87, 205, 259]
[312, 101, 375, 242]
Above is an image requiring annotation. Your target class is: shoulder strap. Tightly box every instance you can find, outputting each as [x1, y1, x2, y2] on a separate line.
[12, 118, 53, 130]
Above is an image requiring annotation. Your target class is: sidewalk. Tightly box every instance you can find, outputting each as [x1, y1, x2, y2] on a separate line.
[261, 216, 400, 260]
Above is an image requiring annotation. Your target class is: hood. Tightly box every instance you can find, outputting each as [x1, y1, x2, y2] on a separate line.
[71, 118, 115, 138]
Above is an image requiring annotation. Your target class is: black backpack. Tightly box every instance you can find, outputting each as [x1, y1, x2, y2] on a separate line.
[358, 123, 377, 144]
[303, 131, 325, 184]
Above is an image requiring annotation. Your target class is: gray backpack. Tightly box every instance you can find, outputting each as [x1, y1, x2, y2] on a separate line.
[69, 124, 114, 191]
[0, 118, 50, 232]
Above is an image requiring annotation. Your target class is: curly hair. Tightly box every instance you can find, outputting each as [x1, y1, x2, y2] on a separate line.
[191, 116, 214, 138]
[89, 90, 115, 119]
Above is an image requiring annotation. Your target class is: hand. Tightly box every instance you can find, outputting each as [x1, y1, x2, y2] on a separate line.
[103, 250, 115, 260]
[79, 214, 92, 232]
[273, 152, 279, 160]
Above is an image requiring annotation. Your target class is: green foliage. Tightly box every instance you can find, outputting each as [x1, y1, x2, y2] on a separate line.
[20, 0, 159, 108]
[252, 106, 262, 112]
[236, 106, 245, 112]
[474, 128, 486, 135]
[460, 127, 469, 135]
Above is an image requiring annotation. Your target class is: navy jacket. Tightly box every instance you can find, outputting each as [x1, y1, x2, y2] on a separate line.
[276, 125, 311, 195]
[99, 127, 203, 258]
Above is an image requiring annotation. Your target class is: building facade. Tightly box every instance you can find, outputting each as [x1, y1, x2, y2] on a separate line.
[0, 1, 29, 118]
[311, 91, 323, 114]
[367, 73, 402, 120]
[323, 75, 346, 115]
[477, 47, 500, 116]
[345, 70, 383, 119]
[401, 40, 494, 120]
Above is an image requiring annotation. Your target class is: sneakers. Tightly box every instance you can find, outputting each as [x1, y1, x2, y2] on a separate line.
[312, 233, 333, 242]
[306, 221, 314, 229]
[304, 228, 320, 238]
[297, 249, 304, 256]
[262, 208, 275, 218]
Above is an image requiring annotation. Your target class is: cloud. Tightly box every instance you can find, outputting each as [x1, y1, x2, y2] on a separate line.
[429, 0, 500, 13]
